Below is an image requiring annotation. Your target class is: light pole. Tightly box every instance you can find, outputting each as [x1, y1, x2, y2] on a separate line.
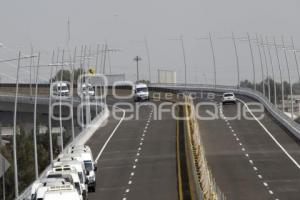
[265, 36, 277, 106]
[290, 37, 300, 83]
[33, 52, 41, 180]
[238, 33, 257, 90]
[7, 53, 37, 198]
[282, 36, 294, 119]
[232, 33, 240, 88]
[247, 33, 256, 90]
[48, 51, 55, 162]
[70, 47, 76, 140]
[255, 34, 266, 96]
[260, 35, 271, 101]
[218, 33, 241, 88]
[134, 56, 142, 82]
[196, 33, 217, 88]
[144, 37, 152, 83]
[273, 37, 285, 111]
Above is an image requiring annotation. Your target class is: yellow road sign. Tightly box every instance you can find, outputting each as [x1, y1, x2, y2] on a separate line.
[88, 67, 96, 75]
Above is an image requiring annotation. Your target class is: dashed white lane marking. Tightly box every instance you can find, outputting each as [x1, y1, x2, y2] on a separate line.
[122, 109, 153, 198]
[221, 104, 278, 199]
[238, 98, 300, 169]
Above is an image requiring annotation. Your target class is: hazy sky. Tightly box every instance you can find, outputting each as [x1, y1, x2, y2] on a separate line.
[1, 0, 300, 85]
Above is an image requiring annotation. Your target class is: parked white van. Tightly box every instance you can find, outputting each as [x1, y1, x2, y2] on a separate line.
[68, 145, 97, 192]
[43, 184, 82, 200]
[46, 165, 86, 200]
[134, 83, 149, 101]
[31, 178, 66, 200]
[54, 157, 88, 197]
[31, 178, 67, 200]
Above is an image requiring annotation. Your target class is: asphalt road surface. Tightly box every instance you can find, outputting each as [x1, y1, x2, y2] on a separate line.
[195, 92, 300, 200]
[86, 99, 178, 200]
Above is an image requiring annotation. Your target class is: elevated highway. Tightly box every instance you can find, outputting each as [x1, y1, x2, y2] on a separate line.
[195, 93, 300, 200]
[4, 85, 299, 200]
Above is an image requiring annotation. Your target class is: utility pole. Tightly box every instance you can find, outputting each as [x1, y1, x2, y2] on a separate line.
[134, 56, 142, 82]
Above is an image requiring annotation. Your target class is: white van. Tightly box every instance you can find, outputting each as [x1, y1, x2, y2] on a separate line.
[52, 81, 70, 98]
[54, 158, 88, 197]
[46, 165, 86, 200]
[134, 83, 149, 101]
[31, 178, 67, 200]
[68, 145, 97, 192]
[81, 83, 95, 99]
[31, 178, 66, 200]
[43, 184, 82, 200]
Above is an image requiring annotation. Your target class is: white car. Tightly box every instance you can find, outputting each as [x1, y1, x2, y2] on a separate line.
[222, 92, 237, 104]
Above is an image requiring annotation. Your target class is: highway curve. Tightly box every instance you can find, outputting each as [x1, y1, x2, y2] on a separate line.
[194, 92, 300, 200]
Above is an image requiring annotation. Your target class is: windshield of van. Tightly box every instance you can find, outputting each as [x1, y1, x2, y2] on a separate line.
[58, 86, 68, 91]
[136, 88, 148, 93]
[224, 93, 233, 97]
[84, 161, 93, 171]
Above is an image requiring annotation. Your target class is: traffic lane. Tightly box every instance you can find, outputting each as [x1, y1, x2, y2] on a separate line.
[236, 94, 300, 162]
[194, 100, 271, 200]
[87, 101, 154, 200]
[223, 96, 300, 199]
[126, 103, 178, 200]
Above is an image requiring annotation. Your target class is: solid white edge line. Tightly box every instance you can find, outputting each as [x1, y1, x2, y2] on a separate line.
[95, 106, 126, 162]
[238, 98, 300, 169]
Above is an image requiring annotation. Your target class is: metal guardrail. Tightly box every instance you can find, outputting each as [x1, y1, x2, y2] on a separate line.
[150, 83, 300, 140]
